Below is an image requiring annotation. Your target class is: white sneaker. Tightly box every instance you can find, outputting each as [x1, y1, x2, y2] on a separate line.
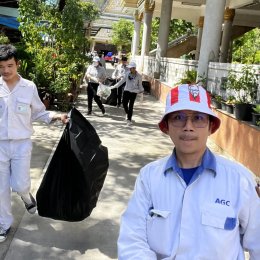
[21, 193, 37, 214]
[126, 120, 133, 126]
[0, 227, 10, 243]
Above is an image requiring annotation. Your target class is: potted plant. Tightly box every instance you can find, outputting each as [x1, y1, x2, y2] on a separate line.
[225, 96, 236, 114]
[220, 99, 227, 111]
[211, 94, 222, 109]
[252, 104, 260, 126]
[177, 69, 197, 85]
[225, 66, 258, 121]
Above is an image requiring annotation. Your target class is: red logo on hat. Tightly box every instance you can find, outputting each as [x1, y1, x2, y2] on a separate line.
[206, 91, 211, 108]
[188, 85, 200, 103]
[170, 86, 179, 105]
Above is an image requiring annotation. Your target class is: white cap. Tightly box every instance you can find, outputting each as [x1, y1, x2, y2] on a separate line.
[93, 56, 100, 62]
[158, 84, 221, 134]
[127, 61, 136, 68]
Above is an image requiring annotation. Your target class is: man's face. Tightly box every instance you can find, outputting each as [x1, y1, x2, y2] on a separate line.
[93, 61, 99, 67]
[165, 110, 212, 156]
[130, 67, 136, 73]
[0, 57, 19, 83]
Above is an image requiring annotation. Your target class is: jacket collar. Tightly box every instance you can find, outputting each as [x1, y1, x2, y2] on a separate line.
[164, 147, 217, 176]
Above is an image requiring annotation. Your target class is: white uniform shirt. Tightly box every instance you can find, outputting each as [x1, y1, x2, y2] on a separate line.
[113, 71, 143, 94]
[118, 152, 260, 260]
[0, 76, 53, 140]
[85, 65, 106, 83]
[112, 64, 129, 80]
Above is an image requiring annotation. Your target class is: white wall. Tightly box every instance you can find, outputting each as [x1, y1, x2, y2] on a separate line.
[135, 55, 260, 103]
[208, 62, 260, 102]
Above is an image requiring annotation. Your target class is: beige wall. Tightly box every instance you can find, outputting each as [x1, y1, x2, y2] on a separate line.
[211, 110, 260, 176]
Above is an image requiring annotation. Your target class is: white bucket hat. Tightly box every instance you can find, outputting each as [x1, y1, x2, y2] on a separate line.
[158, 84, 221, 134]
[127, 61, 136, 68]
[93, 56, 100, 62]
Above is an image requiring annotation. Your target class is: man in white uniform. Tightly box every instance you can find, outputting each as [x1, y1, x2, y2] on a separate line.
[0, 44, 68, 242]
[118, 84, 260, 259]
[111, 56, 128, 107]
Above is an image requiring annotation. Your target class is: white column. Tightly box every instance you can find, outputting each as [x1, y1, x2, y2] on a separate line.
[195, 16, 204, 61]
[90, 41, 95, 52]
[219, 8, 235, 63]
[131, 11, 142, 58]
[140, 0, 155, 71]
[156, 0, 173, 58]
[154, 0, 173, 78]
[197, 0, 226, 85]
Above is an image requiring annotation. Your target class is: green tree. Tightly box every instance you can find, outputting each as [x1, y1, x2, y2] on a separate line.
[232, 28, 260, 64]
[150, 17, 195, 50]
[0, 33, 10, 44]
[111, 19, 134, 52]
[18, 0, 43, 53]
[18, 0, 99, 98]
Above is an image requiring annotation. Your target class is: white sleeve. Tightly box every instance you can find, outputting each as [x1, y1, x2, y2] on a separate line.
[239, 171, 260, 259]
[117, 168, 157, 260]
[111, 75, 126, 89]
[31, 85, 52, 124]
[112, 67, 118, 79]
[85, 65, 92, 79]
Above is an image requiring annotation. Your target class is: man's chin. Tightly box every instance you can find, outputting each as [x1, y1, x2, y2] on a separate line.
[2, 75, 15, 81]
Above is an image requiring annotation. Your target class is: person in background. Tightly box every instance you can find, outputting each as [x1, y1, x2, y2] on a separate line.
[99, 52, 106, 71]
[0, 44, 68, 243]
[111, 56, 129, 108]
[92, 50, 98, 58]
[118, 84, 260, 259]
[113, 61, 143, 126]
[85, 56, 106, 115]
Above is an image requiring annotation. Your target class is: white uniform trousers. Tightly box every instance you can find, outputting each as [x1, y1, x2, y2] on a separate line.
[0, 139, 32, 229]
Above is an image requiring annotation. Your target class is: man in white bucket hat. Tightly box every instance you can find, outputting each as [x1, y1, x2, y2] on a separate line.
[118, 84, 260, 259]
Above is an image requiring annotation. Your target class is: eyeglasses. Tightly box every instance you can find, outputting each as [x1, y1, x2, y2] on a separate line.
[168, 112, 209, 128]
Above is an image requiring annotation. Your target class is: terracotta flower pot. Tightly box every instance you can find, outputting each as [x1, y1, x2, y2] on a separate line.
[43, 99, 50, 109]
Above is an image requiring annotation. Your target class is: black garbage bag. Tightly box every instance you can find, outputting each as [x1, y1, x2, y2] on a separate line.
[104, 88, 118, 106]
[36, 107, 109, 221]
[102, 78, 118, 106]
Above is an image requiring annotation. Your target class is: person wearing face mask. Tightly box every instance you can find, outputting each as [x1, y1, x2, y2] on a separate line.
[112, 61, 143, 125]
[85, 56, 106, 115]
[111, 56, 129, 107]
[117, 84, 260, 259]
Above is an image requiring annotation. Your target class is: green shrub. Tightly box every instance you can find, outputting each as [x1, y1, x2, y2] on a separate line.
[177, 69, 197, 84]
[225, 66, 258, 103]
[253, 104, 260, 114]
